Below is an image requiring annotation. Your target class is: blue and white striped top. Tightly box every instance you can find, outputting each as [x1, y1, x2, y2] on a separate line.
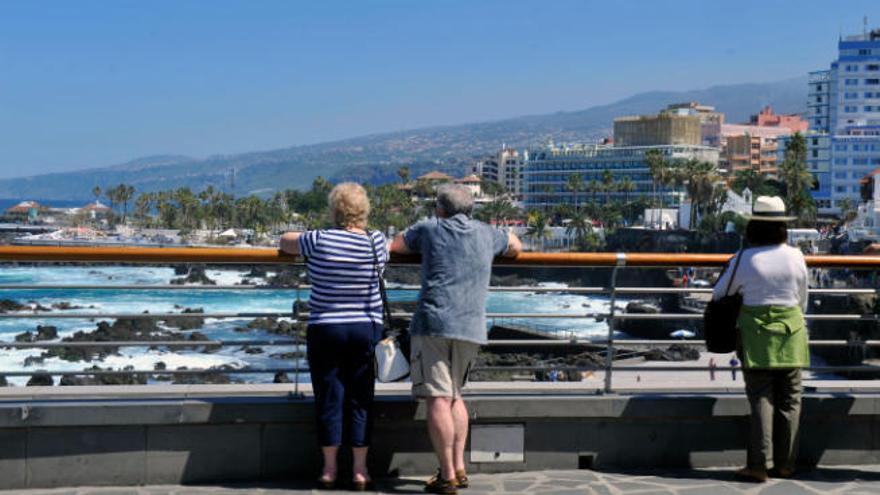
[299, 229, 388, 325]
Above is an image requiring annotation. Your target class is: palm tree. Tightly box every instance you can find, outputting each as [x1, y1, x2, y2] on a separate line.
[91, 186, 102, 205]
[679, 160, 721, 228]
[397, 166, 410, 184]
[645, 149, 665, 210]
[133, 192, 155, 227]
[732, 169, 767, 199]
[837, 197, 857, 225]
[566, 174, 585, 213]
[779, 132, 817, 226]
[526, 210, 551, 251]
[565, 209, 592, 251]
[113, 184, 135, 224]
[618, 176, 635, 204]
[601, 169, 616, 205]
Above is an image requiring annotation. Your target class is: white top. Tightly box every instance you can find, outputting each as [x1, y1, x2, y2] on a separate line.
[712, 244, 808, 311]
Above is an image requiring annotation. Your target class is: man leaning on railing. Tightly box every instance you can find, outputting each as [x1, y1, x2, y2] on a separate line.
[389, 183, 521, 494]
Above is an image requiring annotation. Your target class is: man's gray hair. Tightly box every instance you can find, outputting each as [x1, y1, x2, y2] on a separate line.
[436, 184, 474, 217]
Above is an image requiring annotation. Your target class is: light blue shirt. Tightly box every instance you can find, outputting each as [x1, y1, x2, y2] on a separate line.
[403, 214, 508, 344]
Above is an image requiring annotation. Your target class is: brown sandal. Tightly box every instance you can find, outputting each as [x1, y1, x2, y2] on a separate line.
[424, 469, 458, 494]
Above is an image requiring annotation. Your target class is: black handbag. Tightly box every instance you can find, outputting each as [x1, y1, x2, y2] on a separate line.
[703, 249, 744, 354]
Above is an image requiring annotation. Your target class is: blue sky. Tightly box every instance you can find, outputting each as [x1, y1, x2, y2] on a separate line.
[0, 0, 876, 178]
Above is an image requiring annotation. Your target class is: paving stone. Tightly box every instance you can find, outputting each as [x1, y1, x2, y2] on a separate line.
[607, 480, 668, 491]
[12, 467, 880, 494]
[679, 487, 745, 495]
[535, 490, 594, 495]
[501, 480, 537, 491]
[758, 482, 822, 495]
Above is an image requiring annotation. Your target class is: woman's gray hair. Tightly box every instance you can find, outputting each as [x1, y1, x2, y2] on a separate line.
[436, 184, 474, 217]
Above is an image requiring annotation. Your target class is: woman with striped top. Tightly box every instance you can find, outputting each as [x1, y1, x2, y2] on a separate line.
[280, 182, 387, 491]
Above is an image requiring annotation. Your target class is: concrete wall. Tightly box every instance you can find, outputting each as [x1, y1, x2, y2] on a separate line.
[0, 385, 877, 489]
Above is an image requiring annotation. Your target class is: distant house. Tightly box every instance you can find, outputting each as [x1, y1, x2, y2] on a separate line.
[417, 171, 454, 183]
[4, 201, 43, 223]
[80, 201, 112, 220]
[454, 174, 483, 197]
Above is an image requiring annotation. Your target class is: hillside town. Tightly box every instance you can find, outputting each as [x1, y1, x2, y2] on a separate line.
[6, 30, 880, 256]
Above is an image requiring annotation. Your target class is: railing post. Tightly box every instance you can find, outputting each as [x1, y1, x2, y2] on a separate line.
[604, 253, 626, 394]
[293, 284, 303, 399]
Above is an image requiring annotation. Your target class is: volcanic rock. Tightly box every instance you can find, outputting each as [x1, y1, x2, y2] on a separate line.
[26, 372, 53, 386]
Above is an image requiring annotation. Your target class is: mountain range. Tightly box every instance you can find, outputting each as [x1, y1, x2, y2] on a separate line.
[0, 76, 808, 201]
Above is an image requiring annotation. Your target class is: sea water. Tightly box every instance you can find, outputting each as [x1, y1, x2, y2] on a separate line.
[0, 267, 622, 385]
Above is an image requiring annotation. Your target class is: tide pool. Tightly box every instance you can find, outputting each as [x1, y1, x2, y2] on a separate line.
[0, 266, 620, 385]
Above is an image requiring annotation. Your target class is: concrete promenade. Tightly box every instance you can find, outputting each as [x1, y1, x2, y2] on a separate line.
[11, 467, 880, 494]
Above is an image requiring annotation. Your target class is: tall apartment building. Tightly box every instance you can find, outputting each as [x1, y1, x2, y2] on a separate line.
[524, 106, 719, 211]
[801, 29, 880, 214]
[471, 147, 525, 198]
[522, 143, 719, 210]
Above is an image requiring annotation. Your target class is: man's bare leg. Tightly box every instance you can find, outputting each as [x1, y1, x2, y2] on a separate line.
[451, 398, 469, 473]
[426, 397, 457, 481]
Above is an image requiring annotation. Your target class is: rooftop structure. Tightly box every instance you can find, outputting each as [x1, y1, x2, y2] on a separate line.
[613, 112, 702, 147]
[416, 170, 454, 182]
[5, 200, 41, 214]
[749, 105, 808, 133]
[614, 103, 724, 148]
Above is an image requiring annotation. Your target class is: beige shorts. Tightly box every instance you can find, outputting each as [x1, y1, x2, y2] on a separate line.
[410, 335, 480, 399]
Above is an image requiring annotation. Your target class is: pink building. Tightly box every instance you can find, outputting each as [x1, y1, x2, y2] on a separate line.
[749, 106, 808, 134]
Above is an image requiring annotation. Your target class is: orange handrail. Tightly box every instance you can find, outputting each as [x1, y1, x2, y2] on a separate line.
[0, 245, 876, 268]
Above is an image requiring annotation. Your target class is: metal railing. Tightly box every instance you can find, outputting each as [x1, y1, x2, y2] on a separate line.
[0, 245, 878, 394]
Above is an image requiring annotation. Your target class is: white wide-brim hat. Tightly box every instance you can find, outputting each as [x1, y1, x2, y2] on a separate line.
[746, 195, 797, 222]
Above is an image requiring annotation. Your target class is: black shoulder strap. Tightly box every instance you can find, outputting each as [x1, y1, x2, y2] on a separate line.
[723, 249, 745, 297]
[367, 231, 393, 330]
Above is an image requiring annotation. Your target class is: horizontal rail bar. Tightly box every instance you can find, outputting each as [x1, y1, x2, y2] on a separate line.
[0, 246, 878, 268]
[0, 368, 306, 377]
[0, 285, 870, 297]
[471, 366, 880, 373]
[0, 311, 871, 322]
[0, 339, 301, 348]
[0, 339, 871, 349]
[0, 312, 605, 319]
[614, 313, 880, 321]
[485, 339, 880, 348]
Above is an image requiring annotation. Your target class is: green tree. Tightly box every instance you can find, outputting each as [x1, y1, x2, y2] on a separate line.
[566, 173, 586, 213]
[837, 197, 858, 225]
[133, 192, 154, 227]
[677, 160, 721, 228]
[565, 209, 593, 251]
[779, 132, 817, 226]
[601, 169, 616, 204]
[646, 149, 666, 210]
[397, 165, 410, 184]
[618, 176, 635, 204]
[526, 210, 551, 251]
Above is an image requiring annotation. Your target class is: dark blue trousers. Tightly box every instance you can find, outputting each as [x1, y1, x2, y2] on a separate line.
[307, 322, 381, 447]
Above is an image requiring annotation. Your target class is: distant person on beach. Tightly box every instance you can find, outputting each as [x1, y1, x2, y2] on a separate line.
[390, 184, 521, 494]
[280, 182, 387, 491]
[709, 358, 716, 381]
[729, 356, 739, 380]
[711, 196, 809, 483]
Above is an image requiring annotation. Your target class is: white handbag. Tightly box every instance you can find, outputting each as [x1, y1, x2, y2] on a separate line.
[368, 231, 410, 383]
[375, 335, 410, 383]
